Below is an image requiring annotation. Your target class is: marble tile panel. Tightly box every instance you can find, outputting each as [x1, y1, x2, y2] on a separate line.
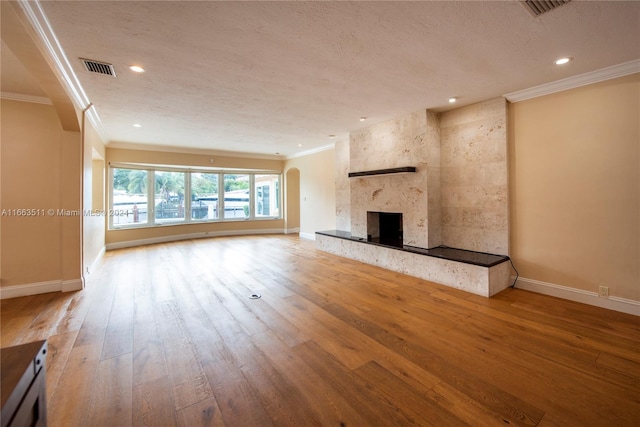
[350, 111, 428, 172]
[441, 166, 484, 187]
[442, 123, 505, 166]
[334, 140, 351, 231]
[480, 97, 509, 118]
[441, 207, 508, 232]
[440, 97, 505, 128]
[425, 111, 442, 164]
[439, 97, 508, 255]
[442, 226, 508, 256]
[427, 166, 442, 247]
[439, 102, 482, 128]
[441, 185, 505, 209]
[481, 163, 508, 187]
[349, 110, 433, 248]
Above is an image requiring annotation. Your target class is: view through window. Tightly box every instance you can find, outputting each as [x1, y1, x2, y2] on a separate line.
[255, 174, 280, 218]
[191, 172, 219, 220]
[223, 174, 249, 219]
[112, 168, 148, 226]
[155, 171, 185, 222]
[110, 167, 281, 229]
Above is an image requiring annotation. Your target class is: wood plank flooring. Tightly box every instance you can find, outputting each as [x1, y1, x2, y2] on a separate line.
[1, 235, 639, 426]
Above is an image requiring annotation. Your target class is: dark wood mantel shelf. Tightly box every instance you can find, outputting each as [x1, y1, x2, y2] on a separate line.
[348, 166, 416, 178]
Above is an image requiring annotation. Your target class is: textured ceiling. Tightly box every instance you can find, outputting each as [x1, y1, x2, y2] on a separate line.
[9, 1, 640, 157]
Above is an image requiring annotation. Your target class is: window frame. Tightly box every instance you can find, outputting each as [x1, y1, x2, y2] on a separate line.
[222, 173, 251, 220]
[190, 171, 220, 222]
[108, 164, 282, 230]
[153, 170, 187, 224]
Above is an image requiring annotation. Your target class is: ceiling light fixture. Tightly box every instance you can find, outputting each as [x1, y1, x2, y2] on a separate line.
[129, 65, 145, 73]
[555, 57, 571, 65]
[133, 123, 142, 128]
[449, 97, 457, 103]
[329, 135, 336, 139]
[298, 144, 303, 147]
[360, 117, 367, 122]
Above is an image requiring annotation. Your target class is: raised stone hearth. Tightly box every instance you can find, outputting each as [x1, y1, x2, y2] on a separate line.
[316, 230, 511, 297]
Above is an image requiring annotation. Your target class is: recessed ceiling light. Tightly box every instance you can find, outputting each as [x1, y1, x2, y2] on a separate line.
[133, 123, 142, 128]
[449, 97, 457, 103]
[298, 144, 303, 147]
[555, 57, 571, 65]
[360, 117, 367, 122]
[129, 65, 145, 73]
[329, 134, 336, 139]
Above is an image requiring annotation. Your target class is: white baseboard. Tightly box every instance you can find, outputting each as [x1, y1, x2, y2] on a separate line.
[62, 278, 84, 292]
[87, 246, 106, 275]
[514, 276, 640, 316]
[106, 228, 285, 250]
[1, 278, 82, 300]
[299, 232, 316, 241]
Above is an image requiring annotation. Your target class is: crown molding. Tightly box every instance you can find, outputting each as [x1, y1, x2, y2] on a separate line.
[504, 59, 640, 102]
[1, 92, 52, 105]
[106, 141, 285, 161]
[107, 140, 336, 161]
[16, 0, 108, 141]
[286, 143, 335, 160]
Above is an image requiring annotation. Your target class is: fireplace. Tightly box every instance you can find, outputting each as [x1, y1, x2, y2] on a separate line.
[367, 211, 403, 248]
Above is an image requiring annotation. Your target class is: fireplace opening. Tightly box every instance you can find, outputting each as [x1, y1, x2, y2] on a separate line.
[367, 211, 403, 248]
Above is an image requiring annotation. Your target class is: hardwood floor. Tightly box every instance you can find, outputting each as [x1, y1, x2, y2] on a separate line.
[1, 235, 639, 426]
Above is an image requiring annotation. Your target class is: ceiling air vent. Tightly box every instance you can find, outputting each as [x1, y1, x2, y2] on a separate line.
[522, 0, 571, 17]
[81, 58, 116, 77]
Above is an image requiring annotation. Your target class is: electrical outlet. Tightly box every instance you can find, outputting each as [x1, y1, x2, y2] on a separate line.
[598, 286, 609, 298]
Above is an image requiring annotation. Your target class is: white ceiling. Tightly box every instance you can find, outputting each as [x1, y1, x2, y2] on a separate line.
[5, 1, 640, 157]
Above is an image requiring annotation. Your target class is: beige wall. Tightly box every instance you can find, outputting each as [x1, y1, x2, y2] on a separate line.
[285, 168, 300, 231]
[91, 159, 104, 211]
[1, 99, 82, 289]
[84, 121, 106, 274]
[509, 73, 639, 301]
[285, 149, 336, 237]
[105, 147, 285, 246]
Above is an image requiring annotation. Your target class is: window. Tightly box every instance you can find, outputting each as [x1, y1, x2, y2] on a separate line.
[154, 171, 185, 222]
[191, 172, 219, 220]
[223, 174, 250, 219]
[109, 166, 281, 229]
[112, 168, 149, 225]
[255, 174, 280, 218]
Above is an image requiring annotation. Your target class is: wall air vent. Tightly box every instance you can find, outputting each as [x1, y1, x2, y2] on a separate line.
[522, 0, 571, 17]
[81, 58, 116, 77]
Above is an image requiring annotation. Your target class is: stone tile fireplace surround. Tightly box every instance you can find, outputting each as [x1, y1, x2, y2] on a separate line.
[320, 98, 511, 297]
